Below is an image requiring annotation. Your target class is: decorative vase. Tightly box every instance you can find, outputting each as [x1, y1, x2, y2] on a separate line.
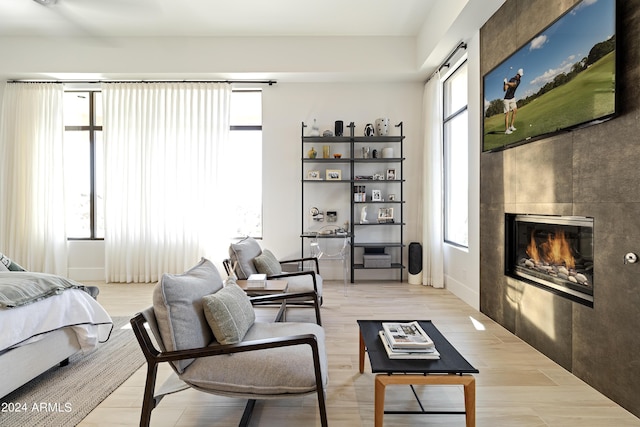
[323, 145, 331, 158]
[375, 118, 390, 136]
[308, 147, 317, 159]
[364, 123, 375, 137]
[309, 119, 320, 137]
[335, 120, 344, 136]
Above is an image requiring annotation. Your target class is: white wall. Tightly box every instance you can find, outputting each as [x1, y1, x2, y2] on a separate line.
[261, 82, 424, 281]
[61, 81, 424, 282]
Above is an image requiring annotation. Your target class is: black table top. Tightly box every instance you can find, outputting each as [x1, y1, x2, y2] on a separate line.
[357, 320, 479, 375]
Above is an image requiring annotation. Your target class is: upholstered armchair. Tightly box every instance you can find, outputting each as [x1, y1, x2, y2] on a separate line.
[130, 258, 328, 427]
[224, 236, 324, 305]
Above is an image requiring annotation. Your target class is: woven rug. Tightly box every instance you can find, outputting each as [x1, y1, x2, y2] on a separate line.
[0, 316, 145, 426]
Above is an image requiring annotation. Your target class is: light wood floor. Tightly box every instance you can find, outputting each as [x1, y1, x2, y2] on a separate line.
[78, 280, 640, 427]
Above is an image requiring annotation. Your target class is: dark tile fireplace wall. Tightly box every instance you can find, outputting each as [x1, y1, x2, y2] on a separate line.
[480, 0, 640, 418]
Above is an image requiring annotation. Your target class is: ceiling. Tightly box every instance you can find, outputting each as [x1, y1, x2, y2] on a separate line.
[0, 0, 505, 82]
[0, 0, 436, 38]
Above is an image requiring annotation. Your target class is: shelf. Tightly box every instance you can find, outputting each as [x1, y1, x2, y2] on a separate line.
[352, 136, 404, 143]
[301, 232, 352, 238]
[302, 158, 351, 163]
[301, 120, 404, 283]
[302, 136, 351, 143]
[352, 157, 405, 163]
[353, 263, 405, 270]
[353, 200, 404, 204]
[302, 179, 351, 183]
[352, 242, 405, 248]
[353, 222, 407, 227]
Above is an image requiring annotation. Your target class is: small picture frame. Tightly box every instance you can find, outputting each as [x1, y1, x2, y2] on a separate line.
[386, 168, 396, 181]
[388, 194, 396, 201]
[307, 170, 321, 180]
[371, 189, 382, 201]
[377, 207, 394, 223]
[326, 169, 342, 180]
[326, 210, 337, 222]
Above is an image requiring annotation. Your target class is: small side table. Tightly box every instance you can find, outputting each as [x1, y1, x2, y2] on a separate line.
[236, 279, 288, 321]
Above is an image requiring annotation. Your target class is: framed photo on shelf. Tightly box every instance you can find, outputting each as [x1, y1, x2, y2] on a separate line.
[307, 170, 321, 180]
[378, 207, 394, 223]
[371, 189, 382, 201]
[386, 169, 396, 181]
[326, 169, 342, 180]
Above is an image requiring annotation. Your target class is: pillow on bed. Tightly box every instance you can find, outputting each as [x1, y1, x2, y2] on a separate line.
[0, 253, 26, 271]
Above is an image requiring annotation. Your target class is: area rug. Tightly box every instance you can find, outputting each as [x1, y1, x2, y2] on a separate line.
[0, 316, 145, 426]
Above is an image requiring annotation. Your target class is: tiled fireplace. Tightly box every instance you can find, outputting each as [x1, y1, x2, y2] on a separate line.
[505, 214, 594, 307]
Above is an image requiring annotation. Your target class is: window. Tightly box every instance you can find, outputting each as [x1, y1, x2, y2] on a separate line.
[63, 88, 262, 239]
[228, 90, 263, 238]
[64, 91, 104, 239]
[443, 61, 469, 247]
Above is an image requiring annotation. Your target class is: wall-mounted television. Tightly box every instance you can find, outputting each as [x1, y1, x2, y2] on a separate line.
[482, 0, 617, 152]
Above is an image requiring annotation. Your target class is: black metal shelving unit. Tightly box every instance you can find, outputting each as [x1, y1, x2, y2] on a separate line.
[301, 121, 405, 283]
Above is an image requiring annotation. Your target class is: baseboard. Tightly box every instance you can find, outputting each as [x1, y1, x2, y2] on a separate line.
[68, 267, 104, 282]
[445, 274, 479, 310]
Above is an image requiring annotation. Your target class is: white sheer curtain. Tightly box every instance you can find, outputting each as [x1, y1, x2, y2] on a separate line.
[422, 73, 444, 288]
[101, 83, 231, 283]
[0, 83, 68, 275]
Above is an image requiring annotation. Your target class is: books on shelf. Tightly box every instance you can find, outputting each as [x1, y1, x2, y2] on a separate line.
[382, 321, 435, 350]
[379, 331, 440, 360]
[246, 273, 267, 289]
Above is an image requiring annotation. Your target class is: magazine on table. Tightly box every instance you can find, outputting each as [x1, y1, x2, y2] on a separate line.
[381, 321, 435, 350]
[379, 331, 440, 360]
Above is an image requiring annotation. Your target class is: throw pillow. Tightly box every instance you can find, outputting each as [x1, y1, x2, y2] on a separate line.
[0, 253, 26, 271]
[229, 237, 262, 279]
[202, 282, 255, 345]
[153, 258, 224, 373]
[253, 249, 282, 276]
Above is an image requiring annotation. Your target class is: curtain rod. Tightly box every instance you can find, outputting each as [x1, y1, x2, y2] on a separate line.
[7, 79, 277, 85]
[425, 41, 468, 83]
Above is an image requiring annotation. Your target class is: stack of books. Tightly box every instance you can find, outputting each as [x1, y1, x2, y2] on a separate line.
[246, 273, 267, 289]
[379, 321, 440, 359]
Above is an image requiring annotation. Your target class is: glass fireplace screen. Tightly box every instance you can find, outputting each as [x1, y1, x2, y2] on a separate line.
[505, 214, 594, 306]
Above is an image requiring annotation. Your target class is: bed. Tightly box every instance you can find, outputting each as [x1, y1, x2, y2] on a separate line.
[0, 266, 113, 399]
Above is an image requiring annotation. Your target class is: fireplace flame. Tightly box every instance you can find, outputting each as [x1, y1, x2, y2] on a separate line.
[526, 229, 575, 270]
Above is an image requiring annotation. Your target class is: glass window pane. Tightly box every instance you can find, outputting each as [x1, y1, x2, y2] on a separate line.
[444, 63, 468, 117]
[225, 130, 262, 237]
[94, 91, 103, 127]
[64, 92, 90, 127]
[64, 131, 91, 238]
[95, 131, 105, 238]
[230, 91, 262, 126]
[444, 110, 469, 247]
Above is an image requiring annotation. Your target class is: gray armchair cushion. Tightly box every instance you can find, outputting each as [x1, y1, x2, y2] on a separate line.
[181, 322, 328, 396]
[153, 258, 224, 373]
[286, 273, 323, 299]
[253, 249, 282, 276]
[202, 282, 255, 345]
[229, 237, 262, 279]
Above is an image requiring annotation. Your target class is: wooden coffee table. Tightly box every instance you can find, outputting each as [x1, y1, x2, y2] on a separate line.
[236, 279, 288, 321]
[357, 320, 479, 427]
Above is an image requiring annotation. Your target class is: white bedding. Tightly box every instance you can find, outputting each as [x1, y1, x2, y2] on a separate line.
[0, 288, 113, 353]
